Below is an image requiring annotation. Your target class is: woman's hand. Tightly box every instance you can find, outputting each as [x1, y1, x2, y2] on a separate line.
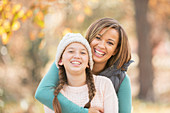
[88, 107, 103, 113]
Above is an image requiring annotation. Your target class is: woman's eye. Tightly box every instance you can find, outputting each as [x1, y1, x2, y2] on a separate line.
[107, 42, 114, 45]
[95, 36, 101, 40]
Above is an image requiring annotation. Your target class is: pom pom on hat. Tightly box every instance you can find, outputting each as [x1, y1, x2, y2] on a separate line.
[55, 33, 93, 70]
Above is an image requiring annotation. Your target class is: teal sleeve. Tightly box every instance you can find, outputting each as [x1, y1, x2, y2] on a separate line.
[35, 62, 88, 113]
[117, 74, 132, 113]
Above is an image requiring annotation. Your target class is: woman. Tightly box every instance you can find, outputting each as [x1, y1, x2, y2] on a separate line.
[44, 33, 118, 113]
[35, 18, 133, 113]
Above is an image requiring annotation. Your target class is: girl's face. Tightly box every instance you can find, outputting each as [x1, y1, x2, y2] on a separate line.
[90, 28, 119, 66]
[60, 42, 89, 75]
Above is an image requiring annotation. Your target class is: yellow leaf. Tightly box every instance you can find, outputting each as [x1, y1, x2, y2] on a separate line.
[29, 32, 36, 41]
[77, 14, 85, 23]
[0, 5, 3, 12]
[91, 0, 99, 2]
[37, 11, 44, 20]
[5, 12, 13, 19]
[36, 20, 44, 28]
[5, 4, 11, 12]
[3, 20, 10, 30]
[62, 28, 72, 36]
[47, 0, 56, 2]
[2, 0, 8, 5]
[1, 33, 9, 45]
[73, 1, 81, 11]
[149, 0, 157, 8]
[0, 27, 5, 35]
[12, 4, 21, 14]
[0, 19, 3, 25]
[26, 10, 33, 17]
[18, 10, 25, 18]
[38, 31, 44, 38]
[84, 6, 92, 16]
[12, 21, 20, 31]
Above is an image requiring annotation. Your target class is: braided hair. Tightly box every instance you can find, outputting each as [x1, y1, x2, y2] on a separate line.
[53, 65, 96, 113]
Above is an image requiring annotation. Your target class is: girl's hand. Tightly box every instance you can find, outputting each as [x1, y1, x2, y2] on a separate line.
[88, 107, 104, 113]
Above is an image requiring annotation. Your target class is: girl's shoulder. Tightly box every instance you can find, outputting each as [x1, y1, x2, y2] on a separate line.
[93, 75, 113, 88]
[93, 74, 111, 82]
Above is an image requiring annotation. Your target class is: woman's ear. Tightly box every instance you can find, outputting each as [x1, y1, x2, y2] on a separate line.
[86, 63, 90, 68]
[58, 59, 63, 66]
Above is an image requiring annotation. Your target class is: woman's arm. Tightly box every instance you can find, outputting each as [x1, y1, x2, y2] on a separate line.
[117, 74, 132, 113]
[35, 62, 88, 113]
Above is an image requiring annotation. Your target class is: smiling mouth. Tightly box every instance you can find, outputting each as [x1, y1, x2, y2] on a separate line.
[71, 61, 81, 65]
[94, 49, 105, 56]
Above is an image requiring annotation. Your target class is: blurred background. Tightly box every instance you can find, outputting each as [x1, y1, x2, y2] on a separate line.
[0, 0, 170, 113]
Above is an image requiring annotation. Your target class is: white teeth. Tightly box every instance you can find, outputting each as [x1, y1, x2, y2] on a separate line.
[71, 61, 80, 65]
[95, 49, 104, 55]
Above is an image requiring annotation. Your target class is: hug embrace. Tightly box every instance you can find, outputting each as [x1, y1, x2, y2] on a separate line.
[35, 17, 133, 113]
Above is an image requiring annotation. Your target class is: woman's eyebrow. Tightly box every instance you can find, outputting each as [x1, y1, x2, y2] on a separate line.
[97, 34, 102, 37]
[108, 39, 115, 42]
[108, 39, 116, 44]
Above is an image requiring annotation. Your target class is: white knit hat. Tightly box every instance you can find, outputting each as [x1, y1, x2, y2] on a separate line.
[55, 33, 93, 70]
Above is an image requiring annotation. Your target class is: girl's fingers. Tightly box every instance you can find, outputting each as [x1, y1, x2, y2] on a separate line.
[89, 107, 104, 113]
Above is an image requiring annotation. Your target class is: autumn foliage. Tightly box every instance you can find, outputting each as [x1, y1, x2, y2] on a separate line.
[0, 0, 47, 44]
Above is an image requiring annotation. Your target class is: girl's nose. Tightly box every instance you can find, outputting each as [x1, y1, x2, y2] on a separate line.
[73, 52, 80, 58]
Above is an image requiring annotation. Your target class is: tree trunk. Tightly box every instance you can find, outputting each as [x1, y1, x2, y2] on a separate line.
[134, 0, 154, 101]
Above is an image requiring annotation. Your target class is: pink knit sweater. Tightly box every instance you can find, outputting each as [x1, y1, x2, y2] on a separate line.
[44, 75, 118, 113]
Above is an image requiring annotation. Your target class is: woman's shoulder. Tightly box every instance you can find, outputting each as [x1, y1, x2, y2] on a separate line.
[118, 74, 131, 92]
[122, 74, 130, 84]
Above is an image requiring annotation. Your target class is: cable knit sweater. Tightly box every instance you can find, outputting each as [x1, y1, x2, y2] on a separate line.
[44, 75, 118, 113]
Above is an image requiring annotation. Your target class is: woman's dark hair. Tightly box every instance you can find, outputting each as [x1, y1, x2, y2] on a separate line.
[85, 17, 131, 71]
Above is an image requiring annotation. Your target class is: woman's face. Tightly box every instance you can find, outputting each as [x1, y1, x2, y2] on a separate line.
[90, 28, 119, 66]
[60, 42, 89, 75]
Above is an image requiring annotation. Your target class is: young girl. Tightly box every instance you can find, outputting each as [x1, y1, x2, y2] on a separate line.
[36, 33, 118, 113]
[35, 18, 133, 113]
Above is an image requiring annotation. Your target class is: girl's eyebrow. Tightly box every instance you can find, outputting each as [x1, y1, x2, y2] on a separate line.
[67, 47, 74, 49]
[67, 47, 87, 51]
[80, 48, 87, 51]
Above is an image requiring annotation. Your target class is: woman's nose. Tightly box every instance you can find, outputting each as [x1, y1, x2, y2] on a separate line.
[98, 41, 105, 48]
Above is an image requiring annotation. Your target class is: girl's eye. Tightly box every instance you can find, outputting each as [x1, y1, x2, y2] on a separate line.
[68, 50, 74, 53]
[80, 51, 87, 55]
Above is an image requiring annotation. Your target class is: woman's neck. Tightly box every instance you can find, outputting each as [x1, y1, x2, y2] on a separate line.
[92, 62, 106, 75]
[66, 72, 86, 87]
